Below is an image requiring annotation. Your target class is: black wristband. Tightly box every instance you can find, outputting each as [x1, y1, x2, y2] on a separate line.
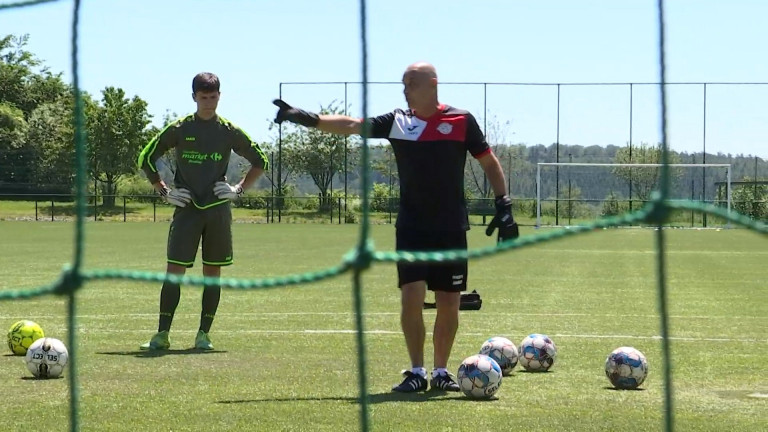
[495, 195, 511, 208]
[295, 109, 320, 128]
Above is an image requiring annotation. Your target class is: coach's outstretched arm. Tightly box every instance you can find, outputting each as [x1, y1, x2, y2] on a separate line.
[273, 99, 362, 136]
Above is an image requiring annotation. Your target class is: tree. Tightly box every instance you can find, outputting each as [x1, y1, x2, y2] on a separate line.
[260, 137, 297, 198]
[26, 99, 77, 189]
[0, 102, 29, 184]
[602, 190, 624, 217]
[370, 144, 397, 194]
[612, 143, 682, 202]
[278, 101, 360, 210]
[562, 183, 584, 220]
[87, 87, 152, 206]
[731, 177, 767, 220]
[0, 34, 68, 118]
[0, 34, 70, 191]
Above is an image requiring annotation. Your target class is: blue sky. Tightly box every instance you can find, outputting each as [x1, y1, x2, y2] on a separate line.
[2, 0, 766, 157]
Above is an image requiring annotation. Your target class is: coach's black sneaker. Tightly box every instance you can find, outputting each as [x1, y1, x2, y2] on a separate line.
[391, 370, 428, 393]
[430, 372, 460, 392]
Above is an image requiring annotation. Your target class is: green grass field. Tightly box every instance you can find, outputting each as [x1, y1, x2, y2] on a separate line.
[1, 221, 766, 431]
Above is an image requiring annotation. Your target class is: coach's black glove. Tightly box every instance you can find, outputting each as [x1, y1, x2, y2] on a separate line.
[272, 99, 320, 128]
[485, 195, 519, 242]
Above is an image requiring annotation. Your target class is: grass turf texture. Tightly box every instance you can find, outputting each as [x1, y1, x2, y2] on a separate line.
[0, 221, 766, 431]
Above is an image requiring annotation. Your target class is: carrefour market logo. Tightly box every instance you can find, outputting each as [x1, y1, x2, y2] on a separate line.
[181, 151, 224, 164]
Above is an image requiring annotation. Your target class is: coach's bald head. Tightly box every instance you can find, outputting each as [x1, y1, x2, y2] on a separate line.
[405, 62, 437, 79]
[402, 62, 439, 114]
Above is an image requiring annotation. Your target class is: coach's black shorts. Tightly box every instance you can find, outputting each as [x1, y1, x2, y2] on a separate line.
[395, 229, 468, 292]
[167, 204, 233, 268]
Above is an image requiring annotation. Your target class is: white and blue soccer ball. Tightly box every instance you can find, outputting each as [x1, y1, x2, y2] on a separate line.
[457, 354, 503, 399]
[479, 336, 518, 376]
[519, 333, 557, 372]
[25, 337, 69, 379]
[605, 346, 648, 390]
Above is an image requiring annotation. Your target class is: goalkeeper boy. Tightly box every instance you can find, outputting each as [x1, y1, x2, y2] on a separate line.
[137, 72, 268, 350]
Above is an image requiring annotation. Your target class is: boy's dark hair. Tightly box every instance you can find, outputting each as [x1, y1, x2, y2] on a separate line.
[192, 72, 220, 93]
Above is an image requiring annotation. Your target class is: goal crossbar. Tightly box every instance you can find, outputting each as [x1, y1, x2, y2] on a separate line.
[535, 162, 732, 227]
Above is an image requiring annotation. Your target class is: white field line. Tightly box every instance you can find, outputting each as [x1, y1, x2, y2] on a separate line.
[63, 328, 767, 343]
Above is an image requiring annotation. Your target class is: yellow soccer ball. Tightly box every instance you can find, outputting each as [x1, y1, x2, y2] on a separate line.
[7, 320, 45, 356]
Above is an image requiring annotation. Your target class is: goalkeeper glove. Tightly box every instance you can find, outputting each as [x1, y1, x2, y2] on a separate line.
[213, 181, 244, 200]
[485, 195, 520, 242]
[159, 187, 192, 207]
[272, 99, 320, 127]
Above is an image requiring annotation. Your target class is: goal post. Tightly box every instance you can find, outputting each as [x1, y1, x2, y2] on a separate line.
[535, 163, 732, 227]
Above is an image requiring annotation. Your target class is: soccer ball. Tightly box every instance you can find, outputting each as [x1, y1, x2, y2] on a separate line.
[25, 337, 69, 379]
[519, 333, 557, 372]
[479, 336, 518, 376]
[457, 354, 503, 399]
[7, 320, 45, 355]
[605, 346, 648, 390]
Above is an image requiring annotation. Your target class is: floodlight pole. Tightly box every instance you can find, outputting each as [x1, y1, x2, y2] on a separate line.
[536, 163, 541, 227]
[388, 150, 393, 224]
[702, 83, 708, 227]
[330, 150, 334, 223]
[629, 83, 634, 213]
[270, 152, 275, 223]
[555, 84, 561, 226]
[507, 152, 511, 196]
[483, 83, 488, 199]
[278, 83, 283, 223]
[344, 82, 349, 217]
[755, 156, 759, 217]
[727, 165, 732, 228]
[568, 153, 573, 225]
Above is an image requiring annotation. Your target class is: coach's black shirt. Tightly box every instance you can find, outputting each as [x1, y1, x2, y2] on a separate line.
[369, 105, 491, 231]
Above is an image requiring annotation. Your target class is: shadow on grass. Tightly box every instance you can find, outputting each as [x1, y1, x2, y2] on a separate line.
[20, 376, 65, 381]
[516, 369, 554, 374]
[603, 386, 646, 391]
[218, 391, 480, 405]
[96, 349, 228, 358]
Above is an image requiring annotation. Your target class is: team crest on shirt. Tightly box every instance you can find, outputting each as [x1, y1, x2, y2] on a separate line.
[437, 122, 453, 135]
